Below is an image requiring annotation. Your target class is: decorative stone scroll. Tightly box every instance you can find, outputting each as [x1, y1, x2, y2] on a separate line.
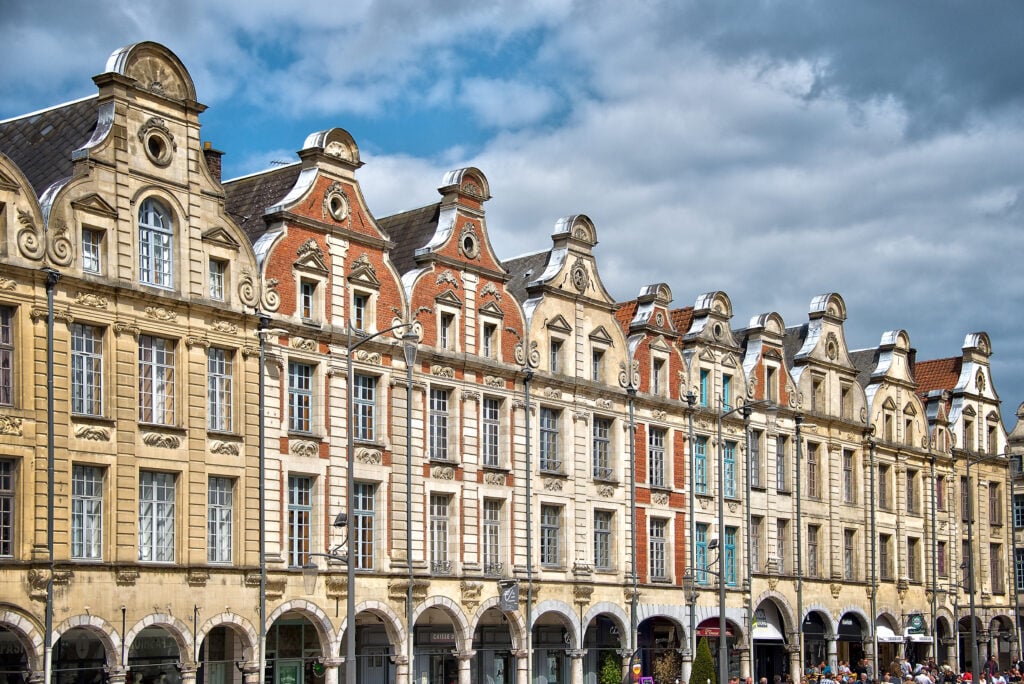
[0, 416, 24, 436]
[210, 441, 240, 456]
[291, 441, 319, 458]
[543, 387, 561, 399]
[142, 433, 180, 449]
[356, 448, 382, 465]
[431, 365, 454, 378]
[292, 337, 317, 351]
[432, 466, 455, 480]
[354, 349, 381, 364]
[144, 306, 178, 322]
[484, 472, 507, 486]
[74, 425, 109, 441]
[75, 293, 108, 309]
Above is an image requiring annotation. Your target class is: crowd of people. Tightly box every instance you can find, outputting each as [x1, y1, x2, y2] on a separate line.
[724, 655, 1024, 684]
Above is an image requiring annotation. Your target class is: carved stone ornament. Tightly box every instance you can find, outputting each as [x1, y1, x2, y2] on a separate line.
[569, 257, 589, 293]
[461, 581, 483, 609]
[825, 332, 839, 361]
[74, 425, 109, 441]
[187, 569, 210, 587]
[727, 501, 739, 513]
[436, 270, 459, 288]
[597, 485, 615, 497]
[698, 497, 711, 510]
[484, 472, 506, 486]
[651, 409, 667, 421]
[573, 410, 590, 423]
[767, 575, 779, 591]
[543, 387, 561, 399]
[462, 390, 480, 402]
[30, 306, 73, 324]
[142, 433, 180, 449]
[356, 448, 382, 464]
[596, 398, 613, 409]
[261, 277, 281, 312]
[237, 268, 260, 308]
[484, 376, 505, 388]
[432, 466, 455, 480]
[0, 277, 15, 290]
[0, 416, 24, 436]
[353, 349, 381, 364]
[17, 208, 45, 261]
[145, 306, 178, 322]
[619, 359, 640, 389]
[543, 478, 563, 492]
[652, 492, 669, 506]
[830, 583, 842, 599]
[75, 292, 108, 309]
[480, 282, 502, 300]
[292, 337, 317, 352]
[211, 320, 238, 334]
[351, 253, 376, 277]
[291, 441, 319, 458]
[573, 584, 595, 603]
[115, 567, 140, 586]
[431, 365, 454, 378]
[210, 441, 240, 456]
[185, 335, 210, 349]
[113, 321, 141, 338]
[323, 182, 350, 222]
[297, 238, 325, 261]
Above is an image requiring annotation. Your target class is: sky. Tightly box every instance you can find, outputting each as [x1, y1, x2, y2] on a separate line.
[2, 0, 1024, 426]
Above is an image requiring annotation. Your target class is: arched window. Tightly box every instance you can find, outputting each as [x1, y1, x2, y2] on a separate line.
[139, 198, 173, 287]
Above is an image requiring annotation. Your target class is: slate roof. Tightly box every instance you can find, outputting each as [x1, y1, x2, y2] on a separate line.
[0, 96, 99, 198]
[223, 165, 303, 244]
[376, 203, 441, 276]
[915, 356, 962, 395]
[503, 250, 552, 304]
[849, 348, 880, 388]
[782, 324, 809, 367]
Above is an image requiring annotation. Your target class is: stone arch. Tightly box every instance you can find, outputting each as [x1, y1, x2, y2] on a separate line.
[801, 605, 835, 636]
[836, 605, 871, 634]
[0, 606, 44, 672]
[752, 591, 797, 635]
[124, 614, 194, 665]
[105, 41, 197, 102]
[469, 597, 526, 651]
[335, 599, 406, 658]
[54, 614, 122, 668]
[411, 595, 472, 650]
[532, 600, 581, 649]
[194, 612, 258, 662]
[267, 599, 337, 655]
[582, 602, 629, 649]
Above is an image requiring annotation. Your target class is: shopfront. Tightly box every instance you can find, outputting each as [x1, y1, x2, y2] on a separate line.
[698, 619, 740, 680]
[752, 604, 788, 684]
[874, 617, 904, 671]
[414, 627, 459, 684]
[802, 614, 828, 673]
[903, 614, 931, 665]
[0, 627, 28, 684]
[55, 629, 108, 684]
[472, 624, 514, 684]
[533, 626, 570, 684]
[836, 614, 865, 667]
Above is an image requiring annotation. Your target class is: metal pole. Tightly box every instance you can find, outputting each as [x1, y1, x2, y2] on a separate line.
[744, 407, 753, 681]
[43, 267, 60, 684]
[930, 453, 938, 665]
[405, 337, 416, 683]
[628, 386, 638, 675]
[524, 368, 534, 683]
[1012, 457, 1022, 662]
[257, 313, 270, 684]
[687, 393, 698, 672]
[718, 404, 727, 684]
[868, 433, 877, 678]
[795, 415, 804, 679]
[967, 454, 980, 684]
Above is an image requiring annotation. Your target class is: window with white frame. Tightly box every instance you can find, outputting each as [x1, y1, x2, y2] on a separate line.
[540, 504, 561, 566]
[352, 374, 376, 442]
[807, 524, 819, 577]
[82, 227, 102, 274]
[724, 440, 736, 497]
[807, 442, 819, 499]
[844, 529, 856, 580]
[299, 279, 317, 321]
[138, 335, 175, 425]
[207, 477, 233, 564]
[209, 258, 226, 301]
[429, 388, 450, 461]
[776, 435, 788, 491]
[71, 324, 103, 417]
[594, 510, 613, 571]
[539, 408, 561, 472]
[549, 339, 562, 373]
[649, 518, 668, 580]
[352, 291, 369, 331]
[750, 430, 762, 489]
[593, 417, 612, 480]
[287, 475, 312, 567]
[0, 459, 12, 557]
[429, 493, 451, 573]
[591, 348, 604, 382]
[353, 482, 375, 570]
[481, 322, 496, 359]
[139, 471, 175, 562]
[207, 348, 232, 432]
[842, 449, 855, 504]
[482, 398, 501, 467]
[649, 427, 666, 488]
[439, 312, 455, 350]
[483, 499, 502, 575]
[652, 358, 665, 395]
[288, 362, 314, 433]
[138, 198, 174, 288]
[72, 465, 103, 560]
[694, 435, 708, 494]
[0, 307, 11, 406]
[696, 523, 709, 583]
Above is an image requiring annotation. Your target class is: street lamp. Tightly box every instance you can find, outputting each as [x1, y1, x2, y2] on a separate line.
[343, 322, 415, 684]
[42, 267, 60, 684]
[795, 414, 805, 680]
[402, 332, 418, 682]
[628, 384, 639, 680]
[685, 391, 698, 683]
[864, 428, 878, 680]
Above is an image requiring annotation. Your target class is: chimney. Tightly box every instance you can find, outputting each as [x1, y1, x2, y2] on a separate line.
[203, 141, 224, 183]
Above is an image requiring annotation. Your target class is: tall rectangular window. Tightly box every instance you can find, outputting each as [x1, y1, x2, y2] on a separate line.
[483, 499, 502, 574]
[649, 428, 666, 488]
[429, 388, 450, 460]
[766, 366, 778, 402]
[539, 408, 561, 472]
[937, 476, 947, 511]
[541, 505, 561, 566]
[139, 471, 175, 562]
[207, 477, 233, 564]
[694, 436, 708, 494]
[71, 324, 103, 416]
[1014, 493, 1024, 528]
[593, 417, 612, 480]
[300, 280, 316, 320]
[724, 441, 736, 497]
[138, 199, 173, 288]
[0, 460, 12, 557]
[844, 529, 855, 580]
[288, 362, 313, 433]
[696, 523, 709, 584]
[991, 544, 1004, 594]
[751, 516, 762, 571]
[807, 524, 819, 577]
[549, 339, 561, 373]
[0, 307, 12, 406]
[72, 465, 103, 560]
[776, 519, 788, 574]
[429, 493, 451, 573]
[482, 323, 495, 358]
[725, 526, 737, 586]
[908, 537, 920, 582]
[776, 435, 787, 491]
[907, 469, 919, 514]
[699, 369, 709, 406]
[352, 292, 368, 331]
[990, 483, 1003, 526]
[842, 450, 855, 503]
[749, 431, 762, 489]
[649, 518, 668, 580]
[961, 476, 970, 522]
[353, 483, 375, 570]
[482, 398, 501, 468]
[207, 348, 232, 432]
[594, 510, 612, 571]
[722, 374, 732, 410]
[591, 349, 603, 382]
[209, 259, 225, 300]
[807, 443, 819, 499]
[963, 540, 973, 592]
[352, 374, 376, 442]
[287, 475, 312, 567]
[879, 534, 892, 580]
[82, 228, 102, 273]
[138, 335, 175, 425]
[652, 359, 665, 395]
[879, 465, 891, 510]
[938, 541, 948, 578]
[1016, 548, 1024, 592]
[440, 313, 454, 350]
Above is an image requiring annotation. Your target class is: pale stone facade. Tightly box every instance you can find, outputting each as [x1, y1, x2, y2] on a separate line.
[0, 40, 1017, 684]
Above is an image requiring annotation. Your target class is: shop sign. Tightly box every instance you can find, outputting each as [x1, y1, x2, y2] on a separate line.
[907, 615, 926, 635]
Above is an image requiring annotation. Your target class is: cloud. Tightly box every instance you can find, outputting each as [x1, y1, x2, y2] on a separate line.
[456, 78, 559, 128]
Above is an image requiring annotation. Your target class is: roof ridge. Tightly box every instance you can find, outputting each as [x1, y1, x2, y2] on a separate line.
[0, 94, 97, 125]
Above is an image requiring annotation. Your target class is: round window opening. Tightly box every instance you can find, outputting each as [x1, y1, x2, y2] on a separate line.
[328, 194, 348, 221]
[713, 323, 723, 339]
[460, 231, 480, 259]
[144, 133, 173, 166]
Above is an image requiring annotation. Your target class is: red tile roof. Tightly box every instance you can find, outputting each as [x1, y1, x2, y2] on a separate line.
[914, 356, 962, 394]
[669, 307, 694, 337]
[614, 300, 638, 334]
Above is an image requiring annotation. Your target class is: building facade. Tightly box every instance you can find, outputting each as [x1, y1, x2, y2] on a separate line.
[0, 40, 1019, 684]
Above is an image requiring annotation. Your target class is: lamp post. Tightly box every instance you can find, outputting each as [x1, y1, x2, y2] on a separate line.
[1011, 455, 1022, 662]
[685, 391, 698, 682]
[865, 429, 877, 679]
[42, 267, 60, 684]
[344, 322, 415, 684]
[795, 414, 804, 679]
[523, 368, 535, 683]
[402, 333, 418, 683]
[628, 384, 639, 678]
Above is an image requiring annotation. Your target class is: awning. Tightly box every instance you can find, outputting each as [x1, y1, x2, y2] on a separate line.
[905, 632, 934, 644]
[753, 607, 786, 642]
[698, 619, 735, 638]
[875, 625, 903, 643]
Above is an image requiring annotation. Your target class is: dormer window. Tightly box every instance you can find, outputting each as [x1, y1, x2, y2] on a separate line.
[209, 258, 226, 301]
[300, 279, 317, 321]
[353, 292, 368, 331]
[811, 376, 824, 413]
[766, 366, 778, 403]
[550, 339, 563, 373]
[139, 198, 174, 289]
[699, 369, 709, 406]
[83, 227, 103, 274]
[440, 312, 454, 350]
[652, 358, 666, 396]
[591, 348, 604, 382]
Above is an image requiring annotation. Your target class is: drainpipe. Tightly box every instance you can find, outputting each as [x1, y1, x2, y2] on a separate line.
[43, 267, 60, 684]
[524, 368, 534, 682]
